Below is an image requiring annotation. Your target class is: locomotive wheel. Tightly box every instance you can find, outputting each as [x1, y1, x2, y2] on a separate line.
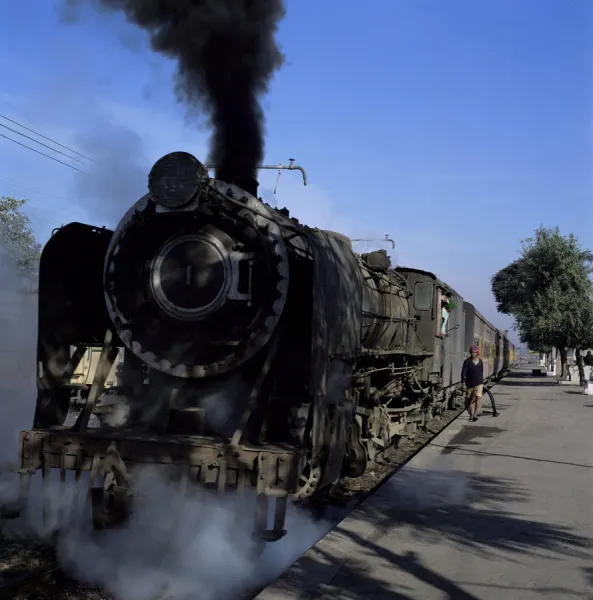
[293, 460, 321, 501]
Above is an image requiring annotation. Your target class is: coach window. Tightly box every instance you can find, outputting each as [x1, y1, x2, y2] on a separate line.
[414, 281, 433, 311]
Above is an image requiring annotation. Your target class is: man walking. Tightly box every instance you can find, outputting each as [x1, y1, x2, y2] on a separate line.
[461, 345, 484, 422]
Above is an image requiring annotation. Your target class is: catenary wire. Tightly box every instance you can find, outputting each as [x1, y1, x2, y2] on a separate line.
[0, 123, 91, 167]
[0, 133, 88, 173]
[0, 112, 95, 163]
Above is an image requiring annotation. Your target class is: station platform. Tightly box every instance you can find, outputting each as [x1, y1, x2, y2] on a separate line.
[256, 369, 593, 600]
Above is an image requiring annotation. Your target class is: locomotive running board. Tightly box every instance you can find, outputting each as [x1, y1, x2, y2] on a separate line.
[8, 429, 306, 543]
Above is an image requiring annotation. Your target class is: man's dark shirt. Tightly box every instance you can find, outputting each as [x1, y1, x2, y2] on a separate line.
[584, 354, 593, 367]
[461, 358, 484, 387]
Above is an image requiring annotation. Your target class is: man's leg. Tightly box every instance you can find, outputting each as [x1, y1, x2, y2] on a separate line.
[466, 388, 476, 419]
[470, 397, 480, 420]
[471, 385, 483, 421]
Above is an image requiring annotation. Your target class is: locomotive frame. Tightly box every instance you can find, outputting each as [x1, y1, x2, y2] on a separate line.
[2, 153, 516, 544]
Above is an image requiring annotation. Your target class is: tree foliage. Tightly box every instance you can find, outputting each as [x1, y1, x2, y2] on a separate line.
[0, 196, 41, 272]
[491, 226, 593, 372]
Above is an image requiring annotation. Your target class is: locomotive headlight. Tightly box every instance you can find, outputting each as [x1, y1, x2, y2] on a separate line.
[148, 151, 207, 208]
[150, 232, 232, 321]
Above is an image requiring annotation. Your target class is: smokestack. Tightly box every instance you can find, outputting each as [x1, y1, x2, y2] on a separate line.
[78, 0, 286, 183]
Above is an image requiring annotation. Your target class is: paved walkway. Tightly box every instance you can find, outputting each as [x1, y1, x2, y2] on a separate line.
[256, 369, 593, 600]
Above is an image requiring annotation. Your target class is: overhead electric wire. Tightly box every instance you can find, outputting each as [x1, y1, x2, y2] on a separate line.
[0, 134, 87, 173]
[0, 112, 95, 163]
[0, 115, 102, 233]
[0, 123, 90, 167]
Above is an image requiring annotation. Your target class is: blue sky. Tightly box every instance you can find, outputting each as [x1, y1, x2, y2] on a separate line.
[0, 0, 591, 340]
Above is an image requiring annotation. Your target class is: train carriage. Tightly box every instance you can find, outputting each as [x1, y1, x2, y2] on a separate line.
[502, 332, 516, 372]
[436, 280, 465, 393]
[463, 302, 500, 381]
[493, 330, 503, 378]
[393, 269, 468, 406]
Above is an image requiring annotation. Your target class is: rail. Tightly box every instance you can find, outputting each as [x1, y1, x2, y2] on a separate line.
[0, 561, 177, 600]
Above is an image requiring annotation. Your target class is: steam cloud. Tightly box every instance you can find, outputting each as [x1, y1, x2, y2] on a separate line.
[70, 0, 287, 183]
[0, 247, 38, 502]
[72, 116, 150, 228]
[17, 467, 329, 600]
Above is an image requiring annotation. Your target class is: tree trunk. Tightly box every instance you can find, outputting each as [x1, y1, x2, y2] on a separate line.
[575, 348, 585, 385]
[559, 347, 568, 378]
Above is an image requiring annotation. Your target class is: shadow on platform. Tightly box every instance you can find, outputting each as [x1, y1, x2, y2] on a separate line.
[496, 371, 559, 388]
[277, 472, 591, 599]
[431, 442, 593, 470]
[498, 379, 558, 388]
[440, 425, 505, 455]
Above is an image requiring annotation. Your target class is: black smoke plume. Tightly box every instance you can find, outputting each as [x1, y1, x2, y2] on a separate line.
[70, 0, 286, 182]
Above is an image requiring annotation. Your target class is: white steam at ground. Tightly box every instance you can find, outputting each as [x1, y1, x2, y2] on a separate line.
[17, 466, 330, 600]
[56, 469, 330, 600]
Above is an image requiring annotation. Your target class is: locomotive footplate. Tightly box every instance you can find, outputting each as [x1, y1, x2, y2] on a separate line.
[11, 429, 306, 543]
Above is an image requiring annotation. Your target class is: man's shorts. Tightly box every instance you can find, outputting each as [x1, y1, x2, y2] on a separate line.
[466, 384, 483, 401]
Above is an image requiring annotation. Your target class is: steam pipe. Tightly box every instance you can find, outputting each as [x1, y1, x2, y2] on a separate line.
[383, 234, 395, 249]
[259, 159, 308, 186]
[204, 158, 308, 191]
[351, 234, 396, 249]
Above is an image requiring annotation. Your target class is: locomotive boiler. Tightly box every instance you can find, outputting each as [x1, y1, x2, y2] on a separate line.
[3, 151, 515, 544]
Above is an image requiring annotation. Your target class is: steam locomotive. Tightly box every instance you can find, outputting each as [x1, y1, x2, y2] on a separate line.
[4, 152, 515, 543]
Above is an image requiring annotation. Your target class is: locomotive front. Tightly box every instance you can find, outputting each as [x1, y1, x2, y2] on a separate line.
[104, 151, 289, 380]
[8, 152, 306, 543]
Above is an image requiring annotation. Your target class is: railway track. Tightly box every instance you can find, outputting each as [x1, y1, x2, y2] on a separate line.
[0, 561, 174, 600]
[0, 564, 63, 599]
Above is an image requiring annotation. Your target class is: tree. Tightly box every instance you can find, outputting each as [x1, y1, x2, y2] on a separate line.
[491, 226, 593, 378]
[0, 197, 41, 272]
[491, 259, 529, 315]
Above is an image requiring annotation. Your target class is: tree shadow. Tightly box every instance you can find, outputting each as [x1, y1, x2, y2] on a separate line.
[259, 472, 592, 600]
[507, 371, 549, 379]
[497, 371, 558, 388]
[498, 380, 558, 387]
[364, 470, 591, 558]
